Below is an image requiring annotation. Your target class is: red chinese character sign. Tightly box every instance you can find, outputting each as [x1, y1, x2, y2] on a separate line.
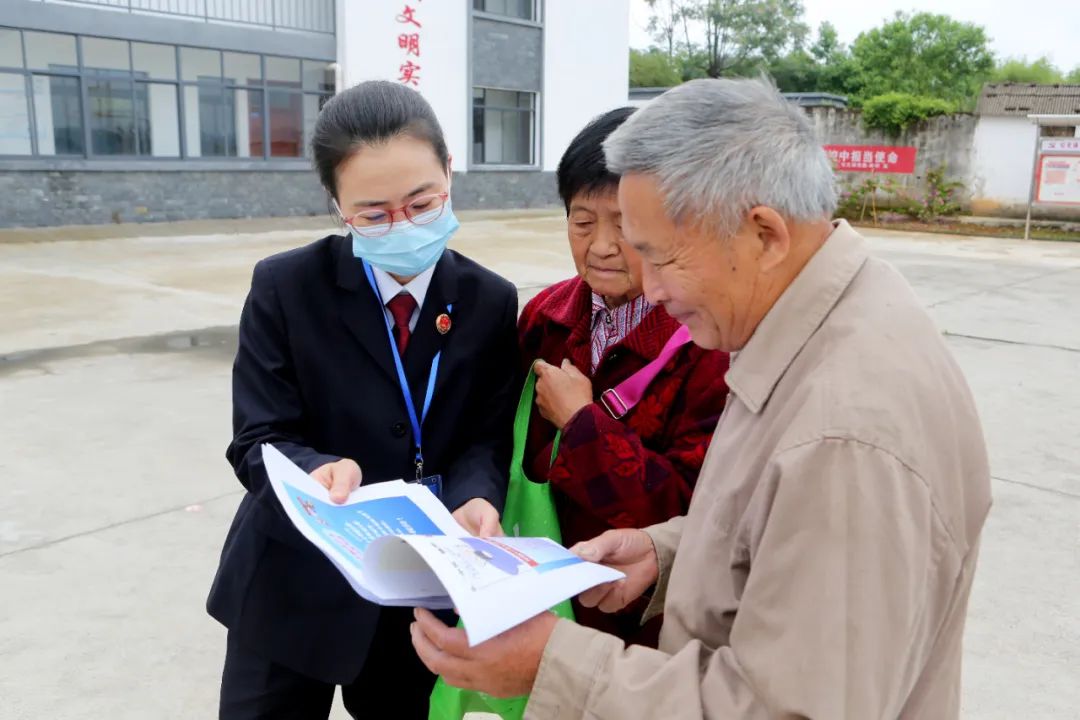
[824, 145, 917, 174]
[398, 33, 421, 57]
[397, 4, 422, 28]
[396, 3, 423, 87]
[399, 60, 421, 86]
[1041, 138, 1080, 155]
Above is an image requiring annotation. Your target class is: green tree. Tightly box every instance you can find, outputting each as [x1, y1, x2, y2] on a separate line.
[646, 0, 809, 79]
[645, 0, 689, 60]
[848, 12, 994, 104]
[809, 21, 842, 64]
[769, 49, 818, 92]
[1066, 66, 1080, 84]
[993, 56, 1064, 84]
[630, 48, 682, 87]
[769, 21, 854, 95]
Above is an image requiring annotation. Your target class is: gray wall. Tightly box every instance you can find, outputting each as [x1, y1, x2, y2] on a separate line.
[0, 169, 560, 228]
[453, 170, 558, 210]
[0, 170, 327, 227]
[805, 107, 979, 197]
[471, 17, 543, 91]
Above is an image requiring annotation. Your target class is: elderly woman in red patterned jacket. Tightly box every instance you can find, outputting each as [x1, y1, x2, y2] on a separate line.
[516, 107, 730, 648]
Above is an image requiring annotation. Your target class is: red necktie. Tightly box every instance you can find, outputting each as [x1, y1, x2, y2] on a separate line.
[387, 292, 418, 354]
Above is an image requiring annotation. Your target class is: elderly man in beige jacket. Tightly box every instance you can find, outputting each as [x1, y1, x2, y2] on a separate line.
[411, 78, 992, 719]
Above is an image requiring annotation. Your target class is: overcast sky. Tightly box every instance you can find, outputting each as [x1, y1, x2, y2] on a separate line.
[629, 0, 1080, 71]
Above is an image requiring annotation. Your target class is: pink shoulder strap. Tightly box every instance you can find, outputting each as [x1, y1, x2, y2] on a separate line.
[600, 325, 692, 419]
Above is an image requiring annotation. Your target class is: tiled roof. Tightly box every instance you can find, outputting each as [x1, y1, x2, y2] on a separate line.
[978, 83, 1080, 117]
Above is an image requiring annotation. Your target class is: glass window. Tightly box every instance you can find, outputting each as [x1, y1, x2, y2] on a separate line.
[473, 0, 536, 21]
[227, 88, 263, 157]
[133, 43, 176, 81]
[199, 84, 229, 157]
[139, 82, 180, 157]
[183, 83, 268, 158]
[0, 29, 23, 69]
[0, 73, 32, 154]
[472, 88, 535, 165]
[183, 83, 232, 156]
[303, 60, 334, 93]
[246, 89, 265, 158]
[266, 56, 300, 86]
[25, 32, 77, 72]
[181, 47, 220, 82]
[32, 75, 83, 155]
[224, 52, 261, 86]
[13, 37, 317, 161]
[83, 37, 130, 72]
[481, 88, 521, 108]
[87, 74, 138, 155]
[302, 93, 332, 157]
[1040, 125, 1077, 138]
[268, 89, 302, 157]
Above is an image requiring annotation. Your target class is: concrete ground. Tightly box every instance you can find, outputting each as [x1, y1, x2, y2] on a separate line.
[0, 212, 1077, 719]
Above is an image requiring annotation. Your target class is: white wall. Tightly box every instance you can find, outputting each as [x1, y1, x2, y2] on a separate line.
[0, 75, 31, 154]
[32, 76, 56, 155]
[234, 88, 252, 158]
[183, 85, 201, 157]
[148, 84, 180, 157]
[542, 0, 630, 171]
[336, 0, 469, 167]
[970, 116, 1038, 206]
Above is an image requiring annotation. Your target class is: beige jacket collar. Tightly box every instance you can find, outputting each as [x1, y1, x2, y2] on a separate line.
[725, 220, 868, 414]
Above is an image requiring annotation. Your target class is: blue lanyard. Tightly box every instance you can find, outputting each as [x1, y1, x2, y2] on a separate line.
[361, 261, 450, 480]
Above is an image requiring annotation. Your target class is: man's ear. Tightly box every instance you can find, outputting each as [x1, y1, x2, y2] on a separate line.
[747, 206, 791, 273]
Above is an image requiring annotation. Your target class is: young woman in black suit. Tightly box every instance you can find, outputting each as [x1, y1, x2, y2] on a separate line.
[207, 80, 519, 719]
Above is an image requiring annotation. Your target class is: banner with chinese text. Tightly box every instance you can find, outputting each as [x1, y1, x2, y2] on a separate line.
[824, 145, 917, 174]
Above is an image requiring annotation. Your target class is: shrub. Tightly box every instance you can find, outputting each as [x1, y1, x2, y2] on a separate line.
[915, 166, 964, 221]
[834, 166, 963, 224]
[862, 93, 956, 136]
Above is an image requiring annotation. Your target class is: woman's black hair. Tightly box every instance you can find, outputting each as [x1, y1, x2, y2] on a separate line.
[311, 80, 449, 200]
[556, 106, 636, 214]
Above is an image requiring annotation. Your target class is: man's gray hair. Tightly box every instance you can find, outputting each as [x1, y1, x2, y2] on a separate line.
[604, 78, 837, 235]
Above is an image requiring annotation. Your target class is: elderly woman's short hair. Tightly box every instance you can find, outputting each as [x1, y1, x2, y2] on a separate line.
[557, 106, 636, 214]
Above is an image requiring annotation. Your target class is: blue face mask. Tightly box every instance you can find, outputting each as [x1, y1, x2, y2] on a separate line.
[349, 202, 460, 277]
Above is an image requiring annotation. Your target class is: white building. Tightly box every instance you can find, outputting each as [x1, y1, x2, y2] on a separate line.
[0, 0, 631, 227]
[338, 0, 630, 208]
[970, 83, 1080, 216]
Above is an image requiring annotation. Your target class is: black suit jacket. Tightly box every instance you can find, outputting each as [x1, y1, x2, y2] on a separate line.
[207, 235, 519, 683]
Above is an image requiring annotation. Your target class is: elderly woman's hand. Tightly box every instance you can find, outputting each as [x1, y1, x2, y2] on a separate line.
[534, 359, 593, 429]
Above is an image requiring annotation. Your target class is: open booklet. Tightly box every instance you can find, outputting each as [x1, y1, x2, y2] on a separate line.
[262, 443, 624, 646]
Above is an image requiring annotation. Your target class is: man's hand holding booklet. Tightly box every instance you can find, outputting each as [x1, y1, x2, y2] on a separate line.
[261, 443, 624, 646]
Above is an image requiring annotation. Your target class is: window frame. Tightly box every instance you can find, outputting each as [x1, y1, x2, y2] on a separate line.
[471, 86, 540, 169]
[0, 26, 334, 166]
[472, 0, 542, 26]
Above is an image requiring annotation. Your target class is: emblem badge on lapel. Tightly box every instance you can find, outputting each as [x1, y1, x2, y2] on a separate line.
[436, 313, 452, 335]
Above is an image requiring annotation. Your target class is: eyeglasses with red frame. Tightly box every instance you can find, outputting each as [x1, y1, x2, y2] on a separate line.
[335, 192, 450, 238]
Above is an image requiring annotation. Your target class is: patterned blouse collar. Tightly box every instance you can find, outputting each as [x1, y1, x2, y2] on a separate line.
[588, 292, 655, 373]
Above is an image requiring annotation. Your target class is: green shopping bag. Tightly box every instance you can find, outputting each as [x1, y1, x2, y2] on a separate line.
[428, 369, 573, 720]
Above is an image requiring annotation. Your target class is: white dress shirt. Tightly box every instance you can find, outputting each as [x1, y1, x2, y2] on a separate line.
[371, 265, 436, 333]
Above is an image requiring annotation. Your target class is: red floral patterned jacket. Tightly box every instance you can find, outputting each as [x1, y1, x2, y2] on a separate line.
[517, 276, 730, 646]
